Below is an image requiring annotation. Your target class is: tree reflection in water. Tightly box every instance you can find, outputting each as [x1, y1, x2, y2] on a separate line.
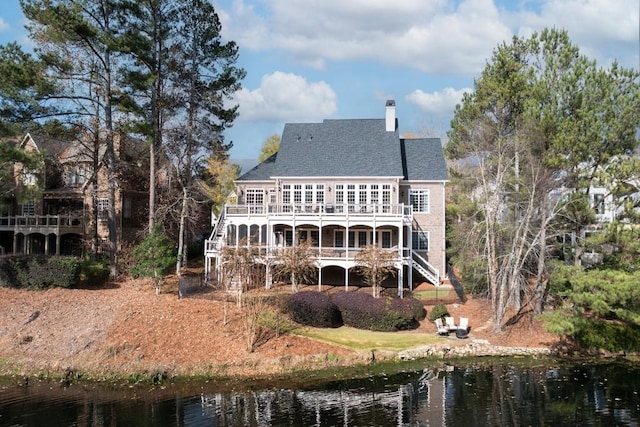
[0, 362, 638, 426]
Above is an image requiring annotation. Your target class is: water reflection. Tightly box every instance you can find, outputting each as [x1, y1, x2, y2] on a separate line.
[0, 362, 638, 426]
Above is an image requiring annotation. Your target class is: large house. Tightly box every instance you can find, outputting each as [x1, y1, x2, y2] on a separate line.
[204, 100, 449, 295]
[0, 133, 147, 256]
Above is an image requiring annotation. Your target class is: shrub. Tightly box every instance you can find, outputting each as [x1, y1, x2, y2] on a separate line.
[389, 297, 427, 322]
[573, 317, 640, 353]
[0, 255, 80, 289]
[429, 303, 449, 321]
[286, 291, 342, 328]
[130, 226, 176, 295]
[79, 257, 110, 286]
[332, 291, 422, 332]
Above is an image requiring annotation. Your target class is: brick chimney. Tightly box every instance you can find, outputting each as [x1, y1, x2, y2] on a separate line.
[385, 99, 396, 132]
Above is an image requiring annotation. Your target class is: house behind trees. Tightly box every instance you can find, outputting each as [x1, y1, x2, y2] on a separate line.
[0, 133, 147, 256]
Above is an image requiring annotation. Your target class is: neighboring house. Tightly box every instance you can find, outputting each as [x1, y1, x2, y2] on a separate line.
[0, 132, 147, 256]
[204, 100, 449, 295]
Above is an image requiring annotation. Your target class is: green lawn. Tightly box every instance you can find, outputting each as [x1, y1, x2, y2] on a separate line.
[293, 326, 445, 351]
[260, 307, 445, 352]
[411, 286, 454, 300]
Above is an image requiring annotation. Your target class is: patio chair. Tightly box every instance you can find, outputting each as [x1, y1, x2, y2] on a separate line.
[434, 318, 449, 336]
[445, 316, 457, 332]
[456, 317, 469, 339]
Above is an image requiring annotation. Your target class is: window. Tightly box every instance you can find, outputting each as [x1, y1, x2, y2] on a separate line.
[593, 193, 605, 215]
[410, 190, 430, 213]
[335, 183, 393, 212]
[23, 170, 36, 186]
[22, 201, 35, 216]
[335, 230, 344, 247]
[299, 229, 319, 246]
[284, 229, 293, 246]
[281, 183, 326, 212]
[381, 231, 392, 248]
[347, 185, 356, 212]
[98, 198, 109, 220]
[316, 185, 325, 206]
[412, 231, 429, 251]
[67, 165, 89, 187]
[370, 185, 379, 212]
[282, 185, 291, 212]
[293, 184, 302, 207]
[245, 189, 264, 213]
[358, 231, 368, 247]
[382, 184, 391, 212]
[335, 185, 344, 212]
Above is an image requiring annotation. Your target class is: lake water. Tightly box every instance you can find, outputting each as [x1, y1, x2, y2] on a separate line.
[0, 360, 638, 426]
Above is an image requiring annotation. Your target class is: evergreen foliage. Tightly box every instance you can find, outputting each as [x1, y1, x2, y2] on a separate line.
[543, 268, 640, 352]
[429, 303, 449, 321]
[0, 255, 80, 289]
[130, 226, 176, 295]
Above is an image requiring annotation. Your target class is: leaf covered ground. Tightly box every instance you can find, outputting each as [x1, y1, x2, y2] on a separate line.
[0, 277, 559, 379]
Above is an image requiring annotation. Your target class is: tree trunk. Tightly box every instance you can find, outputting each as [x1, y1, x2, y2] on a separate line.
[176, 186, 188, 275]
[103, 48, 118, 280]
[533, 193, 549, 314]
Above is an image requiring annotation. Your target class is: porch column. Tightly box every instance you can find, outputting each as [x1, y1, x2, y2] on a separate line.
[44, 235, 49, 255]
[317, 265, 322, 291]
[266, 263, 272, 289]
[56, 234, 61, 255]
[344, 267, 349, 291]
[13, 233, 17, 253]
[397, 266, 404, 298]
[399, 225, 405, 282]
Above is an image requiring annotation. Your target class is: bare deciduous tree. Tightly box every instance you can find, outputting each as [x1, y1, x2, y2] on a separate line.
[354, 245, 397, 298]
[272, 240, 317, 293]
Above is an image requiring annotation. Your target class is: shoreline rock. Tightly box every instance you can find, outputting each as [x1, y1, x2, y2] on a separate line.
[398, 338, 556, 360]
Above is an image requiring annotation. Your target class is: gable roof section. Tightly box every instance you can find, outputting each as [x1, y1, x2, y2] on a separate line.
[273, 119, 403, 177]
[401, 138, 448, 181]
[238, 118, 448, 182]
[238, 152, 278, 181]
[21, 133, 67, 159]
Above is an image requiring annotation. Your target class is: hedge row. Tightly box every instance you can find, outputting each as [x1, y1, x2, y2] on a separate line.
[0, 255, 81, 289]
[286, 291, 342, 328]
[285, 290, 426, 332]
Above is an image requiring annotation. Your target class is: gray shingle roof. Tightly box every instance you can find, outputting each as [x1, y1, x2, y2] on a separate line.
[401, 138, 448, 181]
[239, 118, 448, 182]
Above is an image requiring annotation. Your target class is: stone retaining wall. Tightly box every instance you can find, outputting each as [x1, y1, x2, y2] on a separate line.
[397, 339, 556, 360]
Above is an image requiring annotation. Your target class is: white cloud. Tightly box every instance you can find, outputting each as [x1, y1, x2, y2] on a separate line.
[508, 0, 639, 68]
[223, 0, 513, 74]
[232, 71, 337, 122]
[0, 17, 8, 31]
[406, 87, 471, 116]
[221, 0, 638, 73]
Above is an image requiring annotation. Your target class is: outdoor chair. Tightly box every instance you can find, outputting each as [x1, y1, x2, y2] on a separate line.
[445, 316, 457, 332]
[434, 318, 449, 335]
[456, 317, 470, 339]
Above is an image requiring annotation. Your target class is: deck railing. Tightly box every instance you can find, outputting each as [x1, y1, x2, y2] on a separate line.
[0, 215, 84, 232]
[205, 243, 409, 261]
[224, 203, 411, 218]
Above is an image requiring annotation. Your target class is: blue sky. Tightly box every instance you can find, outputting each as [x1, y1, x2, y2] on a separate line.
[1, 0, 638, 164]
